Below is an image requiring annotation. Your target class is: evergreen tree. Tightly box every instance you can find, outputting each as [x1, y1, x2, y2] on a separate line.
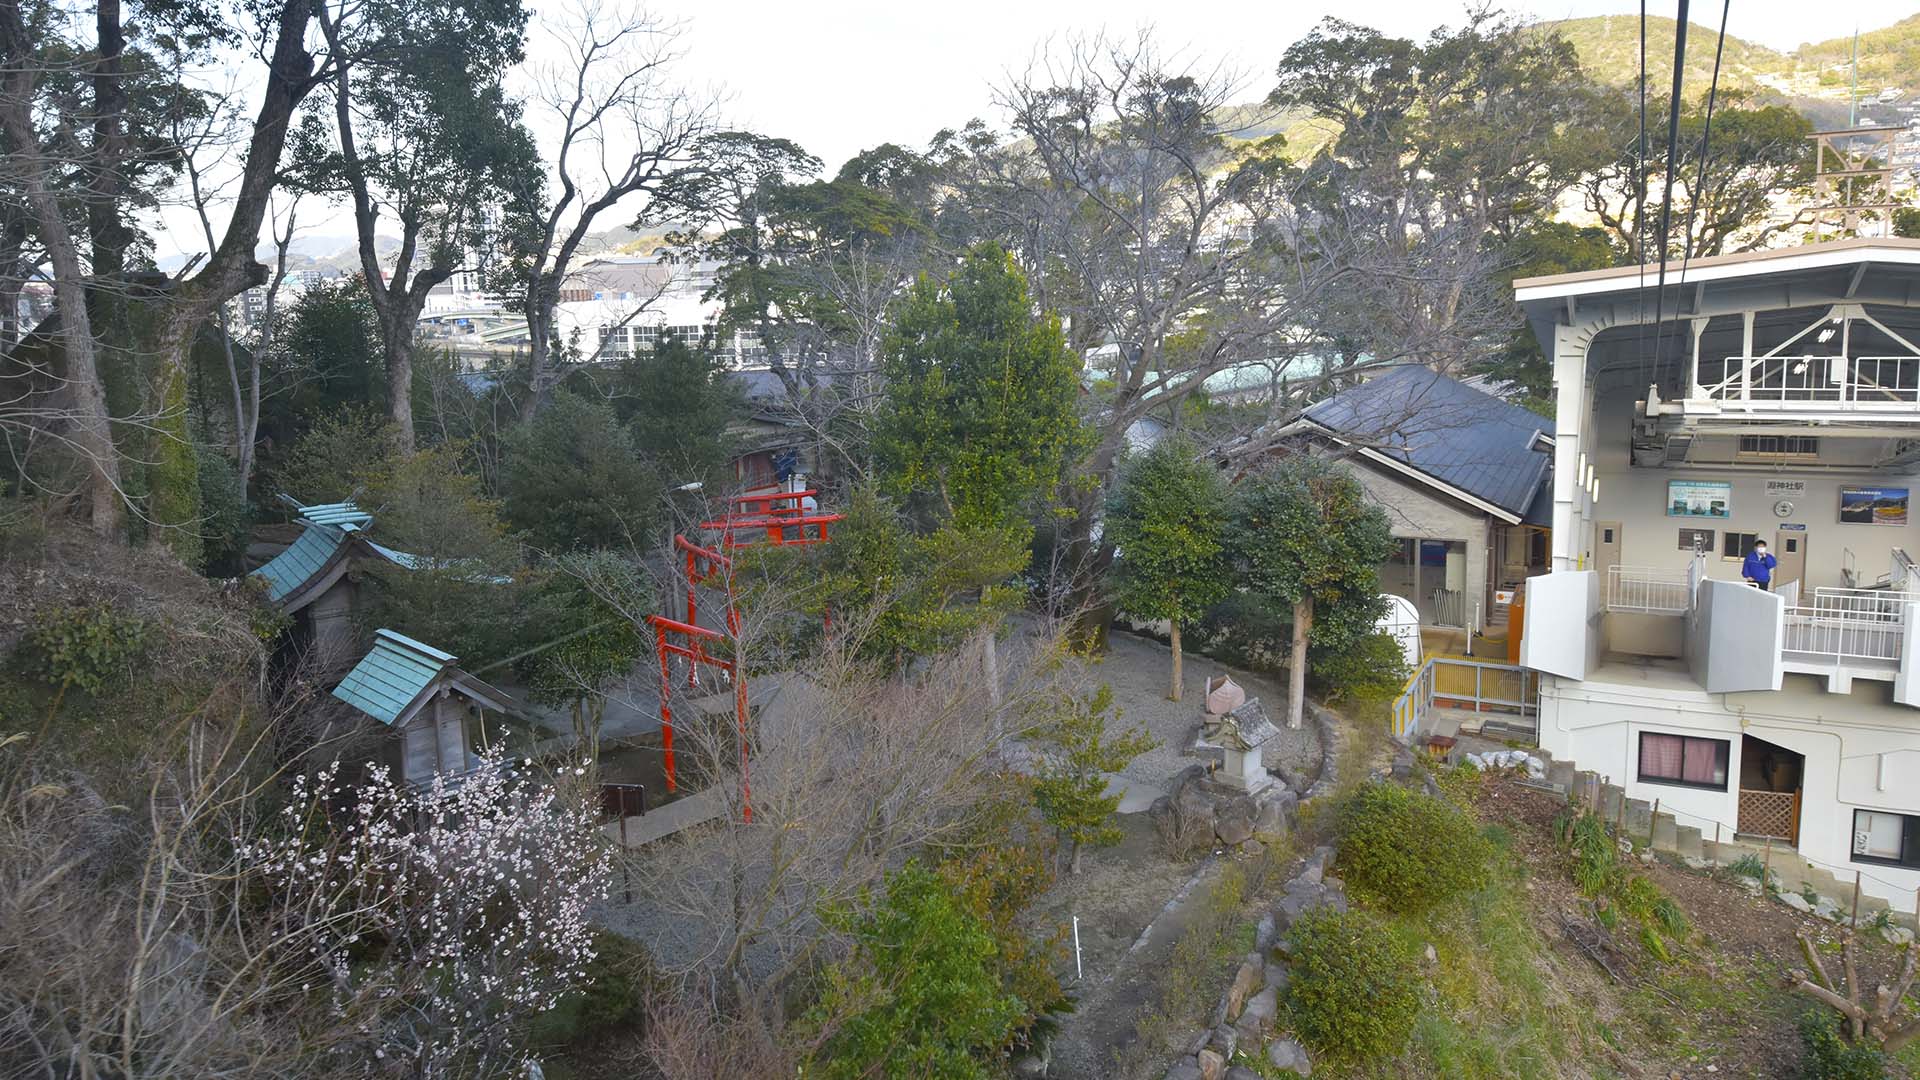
[875, 243, 1085, 530]
[1106, 435, 1232, 701]
[1231, 456, 1396, 729]
[1029, 684, 1154, 874]
[499, 390, 660, 552]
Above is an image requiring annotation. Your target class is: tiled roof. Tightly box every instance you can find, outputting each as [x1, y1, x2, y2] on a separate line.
[1303, 366, 1555, 520]
[331, 629, 458, 726]
[251, 523, 349, 603]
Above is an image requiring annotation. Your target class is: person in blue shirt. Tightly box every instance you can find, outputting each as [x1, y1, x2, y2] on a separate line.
[1742, 540, 1777, 590]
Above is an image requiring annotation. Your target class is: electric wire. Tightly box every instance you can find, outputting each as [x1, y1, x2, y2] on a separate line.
[1650, 1, 1693, 393]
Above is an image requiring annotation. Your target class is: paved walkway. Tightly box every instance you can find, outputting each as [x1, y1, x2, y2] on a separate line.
[601, 786, 728, 847]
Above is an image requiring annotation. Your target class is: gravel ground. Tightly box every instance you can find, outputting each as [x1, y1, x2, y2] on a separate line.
[1089, 628, 1324, 791]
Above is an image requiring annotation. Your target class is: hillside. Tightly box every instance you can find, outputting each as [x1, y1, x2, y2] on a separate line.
[1551, 13, 1920, 129]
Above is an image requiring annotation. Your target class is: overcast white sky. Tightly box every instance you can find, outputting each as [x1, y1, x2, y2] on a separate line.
[676, 0, 1920, 173]
[146, 0, 1920, 261]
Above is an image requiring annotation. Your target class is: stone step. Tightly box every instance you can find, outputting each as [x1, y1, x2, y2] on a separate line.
[1624, 798, 1654, 839]
[1599, 784, 1625, 823]
[1651, 812, 1678, 851]
[1547, 760, 1575, 789]
[1674, 824, 1704, 860]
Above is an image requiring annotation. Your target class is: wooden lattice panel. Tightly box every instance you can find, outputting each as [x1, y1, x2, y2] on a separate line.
[1738, 789, 1799, 845]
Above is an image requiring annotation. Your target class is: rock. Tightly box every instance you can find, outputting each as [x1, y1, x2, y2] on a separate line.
[1215, 796, 1258, 845]
[1255, 789, 1297, 835]
[1266, 1037, 1313, 1076]
[1303, 845, 1335, 880]
[1274, 882, 1325, 929]
[1264, 962, 1289, 993]
[1883, 924, 1915, 946]
[1176, 780, 1218, 829]
[1164, 1061, 1202, 1080]
[1226, 1068, 1263, 1080]
[1197, 1048, 1226, 1080]
[1208, 1025, 1238, 1058]
[1254, 913, 1277, 950]
[1423, 943, 1438, 964]
[1013, 1051, 1048, 1078]
[1227, 954, 1263, 1019]
[1184, 1029, 1214, 1055]
[1780, 891, 1813, 914]
[1238, 986, 1279, 1036]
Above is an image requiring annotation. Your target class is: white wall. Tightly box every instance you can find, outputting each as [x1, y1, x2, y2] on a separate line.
[1582, 386, 1920, 591]
[1341, 458, 1492, 623]
[1540, 670, 1920, 907]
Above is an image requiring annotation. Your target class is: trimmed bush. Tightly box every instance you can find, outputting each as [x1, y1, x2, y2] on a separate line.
[1336, 782, 1493, 914]
[1285, 907, 1421, 1063]
[1798, 1010, 1888, 1080]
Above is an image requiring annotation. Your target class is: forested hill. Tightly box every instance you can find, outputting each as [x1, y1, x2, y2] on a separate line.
[1548, 14, 1920, 127]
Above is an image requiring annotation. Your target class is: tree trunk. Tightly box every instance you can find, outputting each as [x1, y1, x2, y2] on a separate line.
[384, 316, 416, 454]
[0, 32, 122, 534]
[1288, 597, 1311, 730]
[1168, 620, 1184, 702]
[1069, 839, 1083, 875]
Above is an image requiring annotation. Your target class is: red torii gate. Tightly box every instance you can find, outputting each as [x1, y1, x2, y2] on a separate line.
[646, 487, 844, 823]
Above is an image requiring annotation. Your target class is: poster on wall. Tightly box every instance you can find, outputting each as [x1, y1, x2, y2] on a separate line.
[1840, 486, 1910, 526]
[1667, 479, 1732, 519]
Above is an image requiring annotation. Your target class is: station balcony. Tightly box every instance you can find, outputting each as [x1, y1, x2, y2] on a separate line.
[1520, 558, 1920, 706]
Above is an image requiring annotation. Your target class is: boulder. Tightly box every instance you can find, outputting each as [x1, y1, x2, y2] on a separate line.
[1013, 1052, 1048, 1078]
[1226, 1068, 1263, 1080]
[1176, 780, 1218, 829]
[1266, 1037, 1313, 1076]
[1226, 954, 1263, 1019]
[1215, 797, 1258, 846]
[1197, 1048, 1226, 1080]
[1255, 789, 1297, 835]
[1208, 1025, 1238, 1059]
[1164, 1060, 1203, 1080]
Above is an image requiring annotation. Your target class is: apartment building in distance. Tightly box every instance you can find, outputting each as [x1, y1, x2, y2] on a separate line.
[1514, 237, 1920, 907]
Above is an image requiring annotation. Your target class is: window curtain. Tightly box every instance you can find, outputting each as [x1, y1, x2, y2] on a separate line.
[1641, 733, 1684, 780]
[1682, 740, 1724, 786]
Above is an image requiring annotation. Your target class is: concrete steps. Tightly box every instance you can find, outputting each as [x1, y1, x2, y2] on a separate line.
[1529, 750, 1914, 931]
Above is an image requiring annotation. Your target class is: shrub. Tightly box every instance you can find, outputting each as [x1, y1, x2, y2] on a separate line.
[15, 603, 152, 695]
[1798, 1010, 1888, 1080]
[1336, 782, 1493, 914]
[195, 445, 251, 577]
[1285, 907, 1421, 1063]
[1308, 630, 1412, 701]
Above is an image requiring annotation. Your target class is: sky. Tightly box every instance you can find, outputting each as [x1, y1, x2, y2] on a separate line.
[145, 0, 1920, 262]
[675, 0, 1920, 174]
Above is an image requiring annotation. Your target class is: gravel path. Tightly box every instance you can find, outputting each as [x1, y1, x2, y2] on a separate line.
[1091, 628, 1324, 791]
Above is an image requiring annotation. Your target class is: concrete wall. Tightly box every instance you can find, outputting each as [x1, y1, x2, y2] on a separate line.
[1539, 669, 1920, 907]
[1340, 457, 1492, 625]
[1580, 387, 1920, 592]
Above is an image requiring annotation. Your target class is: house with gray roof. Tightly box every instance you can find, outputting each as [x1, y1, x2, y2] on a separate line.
[1245, 366, 1556, 633]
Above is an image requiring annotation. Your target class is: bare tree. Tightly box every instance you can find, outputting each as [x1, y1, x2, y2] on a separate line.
[981, 31, 1324, 612]
[504, 0, 715, 418]
[1790, 927, 1920, 1052]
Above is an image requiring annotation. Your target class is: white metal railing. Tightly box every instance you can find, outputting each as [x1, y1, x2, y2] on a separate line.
[1782, 588, 1914, 667]
[1698, 354, 1920, 408]
[1607, 565, 1693, 615]
[1429, 588, 1469, 629]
